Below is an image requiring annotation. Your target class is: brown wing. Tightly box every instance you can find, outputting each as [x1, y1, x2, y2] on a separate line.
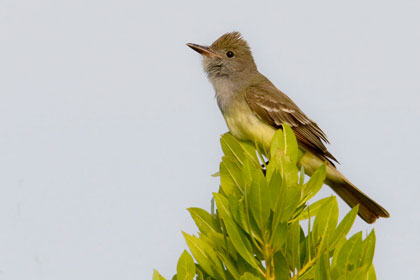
[245, 83, 338, 165]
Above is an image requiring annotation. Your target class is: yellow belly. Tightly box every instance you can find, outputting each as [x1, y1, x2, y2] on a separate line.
[223, 102, 276, 155]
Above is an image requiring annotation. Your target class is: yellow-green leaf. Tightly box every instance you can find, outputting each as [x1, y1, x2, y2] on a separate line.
[248, 170, 270, 231]
[214, 193, 260, 270]
[239, 272, 261, 280]
[182, 232, 225, 279]
[274, 251, 290, 280]
[313, 196, 338, 246]
[153, 269, 166, 280]
[220, 157, 243, 198]
[177, 250, 196, 280]
[330, 205, 358, 249]
[188, 208, 220, 235]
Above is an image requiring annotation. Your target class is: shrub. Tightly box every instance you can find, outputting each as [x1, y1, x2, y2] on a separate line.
[154, 124, 377, 280]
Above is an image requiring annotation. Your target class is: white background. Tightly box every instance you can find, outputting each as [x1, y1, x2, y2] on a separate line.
[1, 0, 419, 279]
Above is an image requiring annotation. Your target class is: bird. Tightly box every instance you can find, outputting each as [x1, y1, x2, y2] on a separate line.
[186, 31, 389, 224]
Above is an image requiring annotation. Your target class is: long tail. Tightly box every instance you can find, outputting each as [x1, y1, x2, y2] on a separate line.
[300, 153, 390, 224]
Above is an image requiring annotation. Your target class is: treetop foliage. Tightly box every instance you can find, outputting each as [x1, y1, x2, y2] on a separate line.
[154, 124, 377, 280]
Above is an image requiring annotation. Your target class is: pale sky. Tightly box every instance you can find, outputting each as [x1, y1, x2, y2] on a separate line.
[1, 0, 419, 279]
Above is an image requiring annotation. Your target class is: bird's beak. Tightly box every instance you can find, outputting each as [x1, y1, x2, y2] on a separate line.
[186, 43, 222, 58]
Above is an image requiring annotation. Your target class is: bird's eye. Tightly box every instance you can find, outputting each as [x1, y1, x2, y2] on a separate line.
[226, 51, 235, 58]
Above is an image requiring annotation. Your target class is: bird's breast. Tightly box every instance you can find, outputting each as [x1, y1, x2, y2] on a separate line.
[222, 97, 276, 155]
[210, 76, 276, 154]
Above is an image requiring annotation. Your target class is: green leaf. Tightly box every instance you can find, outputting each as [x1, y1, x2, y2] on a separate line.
[220, 156, 243, 198]
[215, 250, 241, 279]
[281, 123, 299, 163]
[220, 133, 260, 167]
[268, 170, 282, 210]
[313, 196, 338, 246]
[236, 255, 262, 277]
[199, 232, 225, 252]
[247, 209, 264, 245]
[231, 195, 266, 247]
[241, 159, 255, 191]
[292, 197, 330, 222]
[182, 232, 226, 279]
[287, 220, 301, 270]
[330, 235, 346, 269]
[344, 266, 370, 279]
[221, 133, 246, 165]
[360, 230, 376, 268]
[248, 169, 270, 231]
[153, 269, 166, 280]
[277, 152, 299, 187]
[270, 128, 284, 160]
[300, 164, 326, 206]
[177, 250, 196, 280]
[271, 222, 288, 252]
[367, 265, 377, 280]
[299, 266, 316, 280]
[299, 165, 305, 185]
[239, 272, 261, 280]
[299, 229, 308, 268]
[272, 184, 301, 228]
[270, 124, 298, 163]
[228, 196, 249, 233]
[229, 196, 263, 245]
[330, 205, 358, 249]
[265, 155, 277, 183]
[195, 265, 210, 280]
[335, 231, 363, 275]
[211, 171, 220, 177]
[214, 193, 260, 270]
[273, 251, 290, 280]
[315, 251, 330, 280]
[237, 139, 261, 167]
[188, 208, 220, 235]
[269, 124, 299, 186]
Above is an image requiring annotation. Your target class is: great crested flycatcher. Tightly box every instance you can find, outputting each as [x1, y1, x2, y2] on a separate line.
[187, 32, 389, 224]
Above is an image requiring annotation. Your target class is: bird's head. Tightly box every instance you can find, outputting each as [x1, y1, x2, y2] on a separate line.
[187, 32, 257, 81]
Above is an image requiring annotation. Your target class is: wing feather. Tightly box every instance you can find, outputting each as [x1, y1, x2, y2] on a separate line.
[245, 83, 338, 164]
